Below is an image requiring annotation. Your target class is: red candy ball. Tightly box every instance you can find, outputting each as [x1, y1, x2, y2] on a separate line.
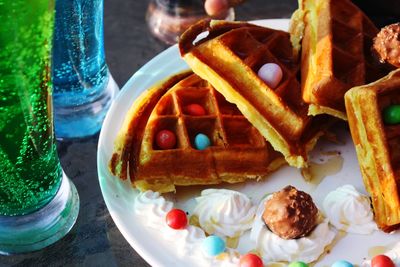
[185, 104, 206, 116]
[166, 209, 188, 230]
[156, 130, 176, 149]
[371, 255, 395, 267]
[239, 253, 263, 267]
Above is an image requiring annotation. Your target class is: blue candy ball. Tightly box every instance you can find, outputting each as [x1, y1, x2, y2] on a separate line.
[194, 133, 211, 150]
[332, 260, 353, 267]
[202, 235, 225, 256]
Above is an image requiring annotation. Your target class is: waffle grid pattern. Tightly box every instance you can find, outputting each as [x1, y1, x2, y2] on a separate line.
[330, 0, 381, 87]
[147, 76, 267, 153]
[299, 0, 386, 118]
[179, 20, 339, 167]
[218, 26, 308, 128]
[132, 74, 285, 192]
[345, 69, 400, 232]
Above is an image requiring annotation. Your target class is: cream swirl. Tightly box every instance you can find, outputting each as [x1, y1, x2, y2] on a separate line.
[165, 225, 206, 255]
[323, 185, 377, 234]
[250, 197, 336, 263]
[134, 191, 206, 257]
[362, 242, 400, 266]
[193, 189, 256, 238]
[211, 249, 241, 267]
[134, 191, 173, 228]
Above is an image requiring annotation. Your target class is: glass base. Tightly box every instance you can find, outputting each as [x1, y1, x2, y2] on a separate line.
[146, 0, 235, 44]
[54, 73, 119, 140]
[0, 173, 79, 255]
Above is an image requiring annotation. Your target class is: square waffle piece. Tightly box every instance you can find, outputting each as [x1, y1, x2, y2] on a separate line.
[345, 69, 400, 232]
[109, 72, 286, 193]
[179, 20, 335, 168]
[291, 0, 387, 120]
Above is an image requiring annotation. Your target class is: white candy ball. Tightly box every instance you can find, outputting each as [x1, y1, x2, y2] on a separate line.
[257, 63, 283, 89]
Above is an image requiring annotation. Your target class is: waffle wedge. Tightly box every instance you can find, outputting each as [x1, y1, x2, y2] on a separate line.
[291, 0, 387, 120]
[345, 69, 400, 232]
[109, 72, 286, 193]
[179, 20, 335, 168]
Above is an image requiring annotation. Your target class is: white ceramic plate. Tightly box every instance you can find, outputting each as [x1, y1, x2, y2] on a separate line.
[97, 19, 400, 267]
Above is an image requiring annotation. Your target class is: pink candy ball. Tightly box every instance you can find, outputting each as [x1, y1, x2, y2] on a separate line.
[257, 63, 283, 89]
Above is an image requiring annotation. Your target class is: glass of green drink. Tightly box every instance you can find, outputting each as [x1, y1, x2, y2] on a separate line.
[0, 0, 79, 254]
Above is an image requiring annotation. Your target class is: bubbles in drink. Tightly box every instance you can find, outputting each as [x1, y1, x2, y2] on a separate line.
[52, 0, 108, 104]
[51, 0, 117, 138]
[0, 0, 62, 216]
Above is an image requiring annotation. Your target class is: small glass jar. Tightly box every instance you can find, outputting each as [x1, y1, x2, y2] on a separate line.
[146, 0, 235, 44]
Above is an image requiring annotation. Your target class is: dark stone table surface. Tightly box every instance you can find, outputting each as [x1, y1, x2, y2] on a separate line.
[0, 0, 396, 266]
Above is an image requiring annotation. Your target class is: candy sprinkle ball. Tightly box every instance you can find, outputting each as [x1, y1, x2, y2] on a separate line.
[288, 261, 309, 267]
[239, 253, 263, 267]
[194, 133, 211, 150]
[332, 260, 354, 267]
[156, 129, 176, 150]
[371, 254, 395, 267]
[383, 105, 400, 125]
[202, 235, 225, 257]
[257, 63, 283, 89]
[165, 209, 187, 230]
[185, 103, 206, 116]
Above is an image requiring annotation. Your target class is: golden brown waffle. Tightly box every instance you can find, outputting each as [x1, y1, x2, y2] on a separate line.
[109, 72, 286, 193]
[292, 0, 387, 120]
[345, 69, 400, 232]
[179, 20, 335, 168]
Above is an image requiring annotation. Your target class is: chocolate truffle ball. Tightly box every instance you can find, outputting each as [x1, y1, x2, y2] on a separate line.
[373, 23, 400, 68]
[262, 186, 318, 239]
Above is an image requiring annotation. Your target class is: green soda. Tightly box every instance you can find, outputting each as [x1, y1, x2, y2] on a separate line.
[0, 0, 61, 216]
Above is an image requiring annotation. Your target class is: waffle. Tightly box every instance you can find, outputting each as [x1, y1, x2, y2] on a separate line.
[291, 0, 387, 120]
[345, 69, 400, 232]
[109, 72, 286, 193]
[179, 20, 335, 168]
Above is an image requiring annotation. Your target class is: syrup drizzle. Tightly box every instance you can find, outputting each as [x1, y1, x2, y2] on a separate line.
[302, 151, 344, 187]
[368, 245, 389, 257]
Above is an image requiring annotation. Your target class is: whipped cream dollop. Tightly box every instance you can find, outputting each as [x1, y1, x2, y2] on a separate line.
[134, 191, 206, 257]
[362, 242, 400, 266]
[323, 184, 377, 234]
[134, 190, 253, 267]
[135, 190, 173, 228]
[212, 249, 241, 267]
[250, 196, 336, 263]
[167, 224, 206, 255]
[193, 189, 256, 238]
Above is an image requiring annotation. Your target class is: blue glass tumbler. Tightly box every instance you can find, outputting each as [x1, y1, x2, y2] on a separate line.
[52, 0, 118, 139]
